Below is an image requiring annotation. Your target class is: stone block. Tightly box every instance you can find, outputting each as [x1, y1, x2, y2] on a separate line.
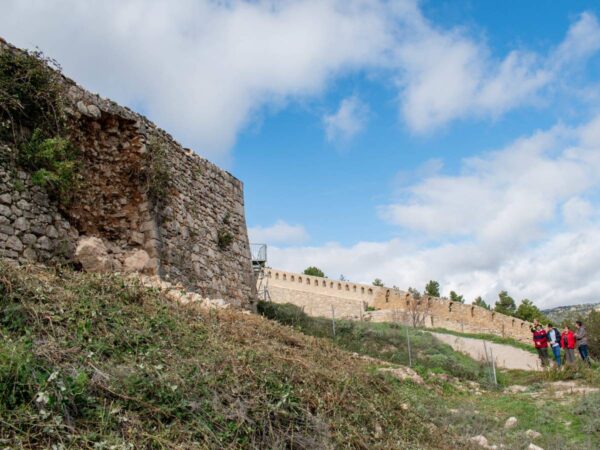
[75, 236, 112, 273]
[13, 217, 29, 231]
[123, 249, 150, 273]
[6, 236, 23, 252]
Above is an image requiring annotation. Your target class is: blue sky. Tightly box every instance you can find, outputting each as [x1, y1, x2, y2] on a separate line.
[3, 0, 600, 307]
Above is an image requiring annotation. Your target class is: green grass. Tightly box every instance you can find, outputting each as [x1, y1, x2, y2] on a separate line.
[259, 301, 600, 449]
[258, 301, 494, 384]
[444, 388, 600, 450]
[0, 264, 460, 449]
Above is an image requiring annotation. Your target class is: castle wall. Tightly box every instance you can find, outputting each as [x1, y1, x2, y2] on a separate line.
[264, 268, 532, 343]
[265, 269, 373, 319]
[0, 146, 79, 265]
[0, 40, 254, 308]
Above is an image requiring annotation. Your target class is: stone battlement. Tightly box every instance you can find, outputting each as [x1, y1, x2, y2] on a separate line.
[264, 268, 533, 342]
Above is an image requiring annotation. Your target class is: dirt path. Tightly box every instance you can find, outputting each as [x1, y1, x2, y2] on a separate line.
[429, 331, 542, 371]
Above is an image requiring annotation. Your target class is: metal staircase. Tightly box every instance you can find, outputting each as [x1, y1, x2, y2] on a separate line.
[251, 244, 270, 301]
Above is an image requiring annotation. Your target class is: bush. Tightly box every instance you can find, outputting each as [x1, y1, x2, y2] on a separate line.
[0, 48, 64, 145]
[18, 129, 78, 202]
[143, 135, 171, 206]
[258, 301, 490, 383]
[0, 47, 80, 204]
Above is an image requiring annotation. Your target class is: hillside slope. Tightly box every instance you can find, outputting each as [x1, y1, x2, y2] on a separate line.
[0, 263, 457, 449]
[543, 303, 600, 324]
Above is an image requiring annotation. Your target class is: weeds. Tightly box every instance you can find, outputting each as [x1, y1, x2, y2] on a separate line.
[143, 135, 171, 207]
[0, 46, 80, 204]
[217, 228, 234, 250]
[0, 263, 453, 448]
[258, 301, 490, 383]
[18, 129, 78, 202]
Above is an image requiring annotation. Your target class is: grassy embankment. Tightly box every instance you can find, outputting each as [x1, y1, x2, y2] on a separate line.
[260, 301, 600, 450]
[0, 263, 463, 449]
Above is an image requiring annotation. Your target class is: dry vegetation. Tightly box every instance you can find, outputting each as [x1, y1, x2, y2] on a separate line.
[0, 263, 460, 449]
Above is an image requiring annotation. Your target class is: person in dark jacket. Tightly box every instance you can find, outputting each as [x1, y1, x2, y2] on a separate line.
[530, 319, 549, 367]
[546, 323, 561, 367]
[561, 325, 576, 365]
[575, 320, 591, 366]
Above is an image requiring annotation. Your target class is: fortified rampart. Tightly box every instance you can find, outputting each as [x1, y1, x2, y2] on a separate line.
[264, 268, 532, 343]
[0, 39, 254, 307]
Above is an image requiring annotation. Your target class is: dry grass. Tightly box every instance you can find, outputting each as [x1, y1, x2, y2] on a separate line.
[0, 263, 460, 449]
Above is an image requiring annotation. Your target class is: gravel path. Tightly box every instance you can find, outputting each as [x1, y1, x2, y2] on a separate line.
[429, 332, 542, 371]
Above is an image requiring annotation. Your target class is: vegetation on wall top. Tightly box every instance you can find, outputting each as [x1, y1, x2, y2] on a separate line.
[0, 47, 79, 204]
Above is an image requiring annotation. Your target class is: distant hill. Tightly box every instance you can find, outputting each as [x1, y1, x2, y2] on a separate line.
[542, 302, 600, 324]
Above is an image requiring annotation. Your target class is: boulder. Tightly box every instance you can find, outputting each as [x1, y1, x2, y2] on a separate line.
[527, 444, 544, 450]
[123, 249, 150, 273]
[377, 366, 424, 385]
[504, 416, 518, 429]
[526, 430, 541, 440]
[469, 435, 489, 448]
[75, 236, 111, 273]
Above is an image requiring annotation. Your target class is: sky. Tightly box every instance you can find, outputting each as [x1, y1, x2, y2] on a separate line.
[2, 0, 600, 308]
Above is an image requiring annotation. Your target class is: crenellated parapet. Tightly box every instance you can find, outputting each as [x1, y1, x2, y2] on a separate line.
[263, 268, 533, 342]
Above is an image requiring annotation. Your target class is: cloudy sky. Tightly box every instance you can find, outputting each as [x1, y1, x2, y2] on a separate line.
[3, 0, 600, 308]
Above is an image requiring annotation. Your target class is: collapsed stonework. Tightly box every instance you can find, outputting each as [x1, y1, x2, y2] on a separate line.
[0, 39, 255, 308]
[263, 268, 533, 343]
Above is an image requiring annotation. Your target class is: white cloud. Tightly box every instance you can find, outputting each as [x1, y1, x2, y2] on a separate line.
[270, 115, 600, 308]
[249, 220, 308, 245]
[0, 0, 394, 160]
[323, 95, 369, 143]
[1, 2, 597, 157]
[394, 11, 600, 133]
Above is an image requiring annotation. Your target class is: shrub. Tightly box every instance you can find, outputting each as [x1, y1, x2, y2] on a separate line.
[0, 47, 64, 145]
[18, 129, 78, 202]
[217, 229, 234, 250]
[0, 47, 80, 204]
[143, 135, 171, 206]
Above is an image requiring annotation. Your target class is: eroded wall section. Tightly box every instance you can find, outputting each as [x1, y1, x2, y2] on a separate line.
[0, 39, 254, 308]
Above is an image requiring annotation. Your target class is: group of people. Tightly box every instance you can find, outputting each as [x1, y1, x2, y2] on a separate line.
[530, 319, 591, 368]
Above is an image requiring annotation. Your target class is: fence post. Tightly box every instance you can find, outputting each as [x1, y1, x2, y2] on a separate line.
[483, 341, 492, 384]
[331, 305, 336, 338]
[406, 327, 412, 367]
[490, 347, 497, 386]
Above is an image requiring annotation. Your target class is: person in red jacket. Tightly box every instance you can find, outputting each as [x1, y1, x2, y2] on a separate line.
[561, 325, 576, 365]
[530, 319, 549, 367]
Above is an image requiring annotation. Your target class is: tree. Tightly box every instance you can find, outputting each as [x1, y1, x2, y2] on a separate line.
[404, 296, 430, 328]
[473, 296, 490, 310]
[339, 274, 347, 281]
[449, 291, 465, 303]
[424, 280, 440, 297]
[372, 278, 384, 287]
[584, 310, 600, 360]
[303, 266, 325, 277]
[515, 299, 545, 322]
[407, 287, 421, 300]
[494, 290, 516, 316]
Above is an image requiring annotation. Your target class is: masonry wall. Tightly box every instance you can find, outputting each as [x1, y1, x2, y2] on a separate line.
[0, 146, 79, 264]
[265, 269, 374, 319]
[0, 39, 255, 307]
[264, 268, 532, 342]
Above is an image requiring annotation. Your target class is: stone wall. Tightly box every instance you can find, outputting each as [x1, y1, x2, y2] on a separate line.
[264, 268, 532, 342]
[0, 39, 255, 308]
[0, 146, 79, 264]
[265, 269, 375, 319]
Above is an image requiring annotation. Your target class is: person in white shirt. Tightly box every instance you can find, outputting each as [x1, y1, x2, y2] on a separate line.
[546, 323, 562, 367]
